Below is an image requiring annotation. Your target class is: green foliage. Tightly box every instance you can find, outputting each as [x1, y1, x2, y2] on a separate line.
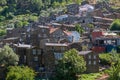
[103, 50, 120, 80]
[0, 45, 19, 66]
[99, 50, 120, 66]
[6, 12, 15, 19]
[79, 73, 102, 80]
[0, 16, 5, 21]
[6, 66, 36, 80]
[99, 53, 111, 65]
[54, 49, 86, 80]
[110, 19, 120, 31]
[75, 24, 84, 34]
[105, 62, 120, 80]
[0, 29, 6, 36]
[0, 0, 83, 30]
[14, 21, 23, 28]
[0, 0, 7, 5]
[107, 62, 120, 80]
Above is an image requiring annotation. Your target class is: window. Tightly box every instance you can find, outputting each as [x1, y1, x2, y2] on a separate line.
[37, 49, 41, 55]
[32, 49, 36, 55]
[88, 61, 91, 65]
[43, 34, 47, 37]
[24, 55, 26, 63]
[54, 53, 63, 60]
[93, 61, 96, 65]
[13, 48, 16, 52]
[88, 55, 91, 59]
[94, 55, 96, 59]
[9, 31, 12, 33]
[53, 35, 55, 37]
[38, 34, 41, 37]
[20, 38, 22, 42]
[34, 56, 38, 61]
[61, 47, 65, 51]
[42, 29, 45, 32]
[28, 34, 30, 37]
[51, 47, 55, 51]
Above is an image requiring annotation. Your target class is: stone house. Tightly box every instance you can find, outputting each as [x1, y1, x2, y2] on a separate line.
[6, 27, 26, 38]
[92, 16, 113, 29]
[44, 43, 69, 76]
[49, 28, 68, 42]
[1, 22, 99, 78]
[67, 3, 79, 15]
[91, 9, 104, 17]
[24, 25, 50, 47]
[104, 12, 120, 19]
[93, 35, 120, 53]
[78, 51, 99, 73]
[39, 16, 50, 25]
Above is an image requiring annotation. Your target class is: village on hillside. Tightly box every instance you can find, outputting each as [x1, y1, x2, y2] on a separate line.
[0, 0, 120, 80]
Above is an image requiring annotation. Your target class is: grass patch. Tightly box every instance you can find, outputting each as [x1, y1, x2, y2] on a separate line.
[78, 72, 103, 80]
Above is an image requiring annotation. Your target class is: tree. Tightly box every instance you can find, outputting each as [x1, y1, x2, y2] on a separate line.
[6, 66, 36, 80]
[100, 50, 120, 80]
[75, 24, 84, 35]
[0, 29, 6, 36]
[0, 0, 7, 5]
[110, 19, 120, 31]
[0, 45, 19, 67]
[14, 21, 23, 28]
[99, 50, 120, 66]
[107, 62, 120, 80]
[54, 49, 86, 80]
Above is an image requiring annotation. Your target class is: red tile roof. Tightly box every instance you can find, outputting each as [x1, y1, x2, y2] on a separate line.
[49, 28, 59, 34]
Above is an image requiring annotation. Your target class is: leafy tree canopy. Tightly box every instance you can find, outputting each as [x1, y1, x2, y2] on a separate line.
[0, 45, 19, 67]
[6, 66, 36, 80]
[75, 24, 84, 34]
[54, 49, 86, 80]
[110, 19, 120, 31]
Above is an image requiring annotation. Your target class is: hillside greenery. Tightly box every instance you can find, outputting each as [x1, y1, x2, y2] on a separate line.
[0, 0, 83, 36]
[6, 66, 36, 80]
[54, 49, 86, 80]
[0, 0, 119, 36]
[110, 19, 120, 31]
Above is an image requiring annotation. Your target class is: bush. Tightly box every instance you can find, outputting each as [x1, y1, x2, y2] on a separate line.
[0, 29, 6, 36]
[14, 21, 23, 28]
[0, 16, 5, 21]
[110, 19, 120, 31]
[6, 66, 36, 80]
[54, 49, 86, 80]
[99, 53, 111, 65]
[6, 12, 15, 19]
[99, 50, 120, 66]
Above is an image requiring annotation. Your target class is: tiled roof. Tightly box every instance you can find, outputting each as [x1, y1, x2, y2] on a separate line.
[93, 16, 113, 21]
[4, 37, 19, 40]
[78, 51, 92, 55]
[49, 28, 59, 34]
[45, 43, 68, 47]
[63, 31, 72, 35]
[13, 44, 32, 48]
[96, 35, 120, 40]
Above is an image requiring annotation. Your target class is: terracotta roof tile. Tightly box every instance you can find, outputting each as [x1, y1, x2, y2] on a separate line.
[49, 28, 59, 34]
[63, 31, 72, 35]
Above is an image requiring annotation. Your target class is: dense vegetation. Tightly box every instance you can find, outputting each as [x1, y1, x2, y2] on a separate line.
[6, 66, 36, 80]
[54, 49, 86, 80]
[110, 19, 120, 31]
[99, 50, 120, 80]
[0, 45, 19, 67]
[0, 0, 83, 36]
[0, 0, 119, 36]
